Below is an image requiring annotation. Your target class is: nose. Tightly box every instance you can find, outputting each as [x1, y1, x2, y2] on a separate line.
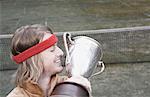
[56, 46, 64, 56]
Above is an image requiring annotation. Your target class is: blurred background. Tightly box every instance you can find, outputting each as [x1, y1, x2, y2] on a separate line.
[0, 0, 150, 97]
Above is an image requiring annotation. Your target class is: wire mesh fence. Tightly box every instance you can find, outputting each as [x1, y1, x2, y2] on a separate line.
[0, 37, 17, 70]
[0, 26, 150, 71]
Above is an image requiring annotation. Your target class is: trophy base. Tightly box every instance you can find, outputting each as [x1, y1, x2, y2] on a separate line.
[51, 82, 89, 97]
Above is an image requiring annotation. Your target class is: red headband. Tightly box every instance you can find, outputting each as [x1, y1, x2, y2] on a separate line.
[12, 34, 58, 64]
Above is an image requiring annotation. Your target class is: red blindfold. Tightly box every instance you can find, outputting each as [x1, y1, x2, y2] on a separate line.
[12, 34, 58, 64]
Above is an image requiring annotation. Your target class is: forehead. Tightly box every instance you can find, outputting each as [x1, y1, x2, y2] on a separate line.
[42, 33, 58, 48]
[42, 33, 52, 41]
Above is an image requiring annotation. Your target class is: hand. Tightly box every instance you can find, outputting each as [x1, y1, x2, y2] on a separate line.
[65, 76, 92, 93]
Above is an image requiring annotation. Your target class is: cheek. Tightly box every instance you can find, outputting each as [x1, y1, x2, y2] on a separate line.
[42, 49, 55, 64]
[43, 61, 56, 74]
[40, 49, 63, 74]
[44, 65, 53, 72]
[41, 53, 55, 70]
[43, 56, 55, 69]
[43, 62, 63, 75]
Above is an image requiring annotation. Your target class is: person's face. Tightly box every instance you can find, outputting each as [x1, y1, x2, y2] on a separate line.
[40, 33, 64, 76]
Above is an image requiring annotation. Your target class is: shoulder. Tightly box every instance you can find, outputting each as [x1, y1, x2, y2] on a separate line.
[6, 87, 27, 97]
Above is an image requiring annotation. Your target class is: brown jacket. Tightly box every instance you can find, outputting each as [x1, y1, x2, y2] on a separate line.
[7, 75, 68, 97]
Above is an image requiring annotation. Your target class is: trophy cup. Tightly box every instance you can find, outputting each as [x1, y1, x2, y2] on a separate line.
[63, 32, 105, 78]
[51, 32, 105, 97]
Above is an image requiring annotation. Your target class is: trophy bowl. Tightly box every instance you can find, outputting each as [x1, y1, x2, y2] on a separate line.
[63, 33, 105, 78]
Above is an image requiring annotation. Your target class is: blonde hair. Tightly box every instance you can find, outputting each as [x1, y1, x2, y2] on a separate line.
[11, 24, 53, 86]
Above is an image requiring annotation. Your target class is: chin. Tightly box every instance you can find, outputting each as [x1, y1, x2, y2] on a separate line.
[53, 66, 63, 75]
[58, 66, 63, 72]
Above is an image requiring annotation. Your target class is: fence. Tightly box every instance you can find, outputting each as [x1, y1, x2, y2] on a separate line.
[0, 26, 150, 70]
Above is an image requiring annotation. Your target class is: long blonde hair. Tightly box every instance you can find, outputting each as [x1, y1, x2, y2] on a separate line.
[11, 24, 53, 86]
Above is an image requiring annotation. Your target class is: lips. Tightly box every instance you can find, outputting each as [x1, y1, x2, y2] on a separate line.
[55, 60, 61, 63]
[54, 59, 62, 67]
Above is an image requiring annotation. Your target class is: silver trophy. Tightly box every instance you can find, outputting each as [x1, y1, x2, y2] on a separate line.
[63, 32, 105, 78]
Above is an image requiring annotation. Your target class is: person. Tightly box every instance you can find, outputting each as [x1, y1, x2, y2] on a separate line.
[7, 24, 91, 97]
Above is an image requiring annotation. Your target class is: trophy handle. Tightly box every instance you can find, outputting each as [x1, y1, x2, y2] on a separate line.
[90, 61, 105, 78]
[63, 32, 74, 65]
